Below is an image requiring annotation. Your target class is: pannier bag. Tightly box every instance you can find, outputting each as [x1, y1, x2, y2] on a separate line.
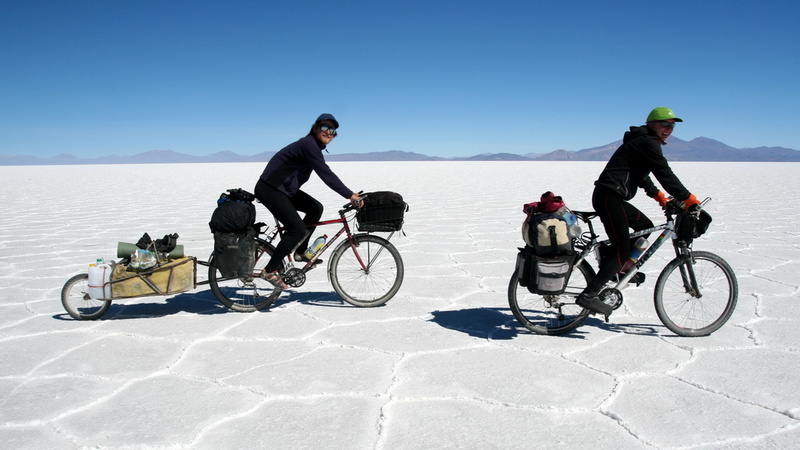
[212, 228, 256, 278]
[534, 256, 574, 295]
[209, 188, 258, 278]
[516, 246, 537, 291]
[516, 246, 574, 295]
[356, 191, 408, 232]
[674, 209, 712, 244]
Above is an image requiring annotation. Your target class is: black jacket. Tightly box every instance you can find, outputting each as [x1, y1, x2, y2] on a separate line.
[259, 135, 353, 198]
[594, 126, 690, 201]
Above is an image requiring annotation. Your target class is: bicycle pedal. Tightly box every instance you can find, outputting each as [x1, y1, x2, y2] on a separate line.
[614, 272, 646, 286]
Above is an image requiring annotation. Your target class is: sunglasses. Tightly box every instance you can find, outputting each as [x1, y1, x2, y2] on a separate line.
[320, 125, 338, 136]
[653, 120, 676, 129]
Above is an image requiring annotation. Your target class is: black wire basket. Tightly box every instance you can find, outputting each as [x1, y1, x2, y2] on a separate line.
[356, 204, 407, 232]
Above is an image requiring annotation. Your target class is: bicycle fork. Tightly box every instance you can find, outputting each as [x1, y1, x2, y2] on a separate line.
[677, 252, 702, 298]
[349, 239, 388, 274]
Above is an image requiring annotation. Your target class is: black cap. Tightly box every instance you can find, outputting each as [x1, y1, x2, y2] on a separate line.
[315, 113, 339, 128]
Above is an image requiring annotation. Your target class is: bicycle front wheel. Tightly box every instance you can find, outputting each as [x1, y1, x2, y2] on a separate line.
[208, 240, 283, 312]
[61, 273, 111, 320]
[508, 260, 593, 335]
[654, 250, 738, 337]
[329, 234, 404, 307]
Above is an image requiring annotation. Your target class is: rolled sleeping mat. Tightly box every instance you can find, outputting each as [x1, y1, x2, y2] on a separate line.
[117, 242, 185, 259]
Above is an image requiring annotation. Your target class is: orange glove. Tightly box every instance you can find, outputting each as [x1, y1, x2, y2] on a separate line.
[654, 191, 669, 208]
[683, 193, 701, 210]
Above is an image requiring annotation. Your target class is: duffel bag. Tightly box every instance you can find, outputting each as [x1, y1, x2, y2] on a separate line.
[523, 212, 574, 256]
[209, 188, 257, 234]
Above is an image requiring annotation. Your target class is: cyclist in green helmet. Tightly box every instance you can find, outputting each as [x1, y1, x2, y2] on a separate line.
[577, 107, 702, 316]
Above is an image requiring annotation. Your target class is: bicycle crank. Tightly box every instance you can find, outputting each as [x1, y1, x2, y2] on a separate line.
[600, 288, 623, 311]
[283, 268, 306, 288]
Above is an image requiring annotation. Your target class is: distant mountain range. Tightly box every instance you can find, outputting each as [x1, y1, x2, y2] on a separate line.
[2, 137, 799, 165]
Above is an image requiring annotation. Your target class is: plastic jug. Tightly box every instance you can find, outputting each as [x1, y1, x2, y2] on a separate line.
[87, 262, 112, 299]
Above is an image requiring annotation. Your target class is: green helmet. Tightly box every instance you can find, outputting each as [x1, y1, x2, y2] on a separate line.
[646, 107, 683, 123]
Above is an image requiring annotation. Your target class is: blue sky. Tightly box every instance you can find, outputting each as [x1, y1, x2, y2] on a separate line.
[2, 0, 798, 158]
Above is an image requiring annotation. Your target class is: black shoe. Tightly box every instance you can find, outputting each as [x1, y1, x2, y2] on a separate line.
[294, 252, 323, 265]
[615, 272, 646, 285]
[577, 292, 613, 316]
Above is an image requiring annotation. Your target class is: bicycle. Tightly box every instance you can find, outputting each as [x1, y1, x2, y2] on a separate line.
[508, 199, 738, 336]
[207, 199, 405, 312]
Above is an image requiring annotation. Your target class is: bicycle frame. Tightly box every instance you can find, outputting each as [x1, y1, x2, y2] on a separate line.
[572, 204, 698, 294]
[261, 204, 395, 275]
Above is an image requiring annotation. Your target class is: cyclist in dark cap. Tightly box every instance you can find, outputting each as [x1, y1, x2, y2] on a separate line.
[578, 107, 702, 316]
[255, 113, 362, 289]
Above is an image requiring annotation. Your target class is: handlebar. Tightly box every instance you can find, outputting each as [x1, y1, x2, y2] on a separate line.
[340, 192, 368, 213]
[664, 197, 711, 218]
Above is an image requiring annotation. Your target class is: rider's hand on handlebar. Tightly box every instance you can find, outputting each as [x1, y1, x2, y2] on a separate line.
[654, 191, 669, 209]
[683, 193, 701, 211]
[349, 193, 364, 208]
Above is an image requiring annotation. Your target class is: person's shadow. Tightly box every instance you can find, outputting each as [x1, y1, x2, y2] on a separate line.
[428, 307, 525, 340]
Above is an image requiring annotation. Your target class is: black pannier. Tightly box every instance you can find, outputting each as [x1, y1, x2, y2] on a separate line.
[356, 191, 408, 232]
[209, 189, 258, 278]
[212, 228, 256, 278]
[516, 246, 574, 295]
[674, 209, 712, 244]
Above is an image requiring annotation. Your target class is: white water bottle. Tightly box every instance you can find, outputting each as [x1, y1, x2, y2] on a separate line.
[620, 237, 649, 274]
[304, 235, 328, 259]
[629, 237, 649, 262]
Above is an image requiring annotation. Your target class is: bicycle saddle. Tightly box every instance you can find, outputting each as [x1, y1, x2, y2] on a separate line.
[572, 211, 598, 220]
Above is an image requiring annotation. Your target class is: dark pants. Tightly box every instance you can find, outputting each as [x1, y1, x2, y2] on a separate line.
[586, 187, 654, 295]
[255, 180, 323, 272]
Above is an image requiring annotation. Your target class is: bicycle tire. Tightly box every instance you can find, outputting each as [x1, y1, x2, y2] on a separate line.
[208, 240, 283, 312]
[654, 250, 738, 337]
[328, 234, 404, 307]
[508, 260, 594, 335]
[61, 273, 111, 320]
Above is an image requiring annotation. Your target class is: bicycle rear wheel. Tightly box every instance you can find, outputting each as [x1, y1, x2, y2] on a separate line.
[328, 234, 403, 307]
[208, 240, 283, 312]
[508, 260, 593, 335]
[654, 250, 738, 336]
[61, 273, 111, 320]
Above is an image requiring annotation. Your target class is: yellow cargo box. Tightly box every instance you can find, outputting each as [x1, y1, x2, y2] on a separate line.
[110, 257, 197, 299]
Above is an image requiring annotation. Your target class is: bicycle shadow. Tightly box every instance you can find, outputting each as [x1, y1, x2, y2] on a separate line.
[53, 288, 389, 322]
[52, 290, 230, 321]
[428, 308, 665, 339]
[273, 290, 378, 308]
